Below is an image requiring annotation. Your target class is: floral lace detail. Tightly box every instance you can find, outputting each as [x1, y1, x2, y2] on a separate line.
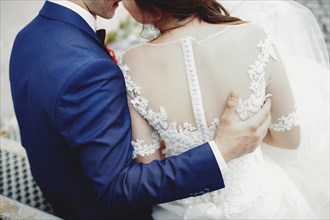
[270, 107, 300, 132]
[119, 26, 295, 218]
[119, 57, 219, 157]
[120, 64, 168, 132]
[132, 132, 160, 159]
[160, 120, 219, 156]
[119, 34, 271, 217]
[120, 65, 142, 98]
[235, 31, 278, 121]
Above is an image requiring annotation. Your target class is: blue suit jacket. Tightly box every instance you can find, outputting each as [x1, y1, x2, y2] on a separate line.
[10, 2, 225, 219]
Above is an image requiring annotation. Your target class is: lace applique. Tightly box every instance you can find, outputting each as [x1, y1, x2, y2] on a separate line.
[210, 119, 220, 130]
[120, 64, 169, 132]
[270, 107, 300, 132]
[132, 132, 160, 159]
[160, 119, 219, 156]
[120, 65, 142, 97]
[235, 30, 277, 121]
[119, 26, 289, 218]
[119, 55, 219, 157]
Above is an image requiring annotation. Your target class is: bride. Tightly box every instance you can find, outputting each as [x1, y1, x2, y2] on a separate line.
[119, 0, 328, 219]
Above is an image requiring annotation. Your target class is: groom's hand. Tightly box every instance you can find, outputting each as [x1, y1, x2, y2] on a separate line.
[214, 92, 271, 162]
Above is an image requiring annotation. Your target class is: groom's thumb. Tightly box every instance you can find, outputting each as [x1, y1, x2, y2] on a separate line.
[220, 92, 238, 126]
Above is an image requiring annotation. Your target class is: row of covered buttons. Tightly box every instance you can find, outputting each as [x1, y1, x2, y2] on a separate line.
[182, 38, 209, 142]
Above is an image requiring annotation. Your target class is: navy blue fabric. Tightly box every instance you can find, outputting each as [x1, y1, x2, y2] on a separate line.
[10, 2, 225, 219]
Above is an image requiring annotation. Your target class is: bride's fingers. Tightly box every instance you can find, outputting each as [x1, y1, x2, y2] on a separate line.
[219, 92, 238, 126]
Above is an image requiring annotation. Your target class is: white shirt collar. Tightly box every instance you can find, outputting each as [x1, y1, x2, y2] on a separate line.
[48, 0, 96, 32]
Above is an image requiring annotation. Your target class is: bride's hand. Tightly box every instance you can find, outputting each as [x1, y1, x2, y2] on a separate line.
[214, 92, 271, 162]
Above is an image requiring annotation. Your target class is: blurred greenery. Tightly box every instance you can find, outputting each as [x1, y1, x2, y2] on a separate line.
[105, 15, 145, 52]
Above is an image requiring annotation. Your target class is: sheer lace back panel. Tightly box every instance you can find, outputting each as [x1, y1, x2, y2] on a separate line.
[120, 23, 299, 217]
[124, 24, 263, 124]
[121, 24, 290, 155]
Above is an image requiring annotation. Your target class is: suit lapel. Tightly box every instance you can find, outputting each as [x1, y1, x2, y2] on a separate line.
[39, 1, 111, 57]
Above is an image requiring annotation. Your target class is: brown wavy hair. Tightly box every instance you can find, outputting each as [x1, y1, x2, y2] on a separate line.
[135, 0, 242, 25]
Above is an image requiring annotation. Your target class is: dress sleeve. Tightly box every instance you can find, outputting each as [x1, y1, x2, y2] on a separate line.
[266, 42, 300, 132]
[131, 132, 161, 159]
[128, 96, 163, 162]
[120, 59, 164, 162]
[262, 34, 301, 148]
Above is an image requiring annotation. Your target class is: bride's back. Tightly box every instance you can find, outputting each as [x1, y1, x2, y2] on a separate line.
[122, 23, 273, 128]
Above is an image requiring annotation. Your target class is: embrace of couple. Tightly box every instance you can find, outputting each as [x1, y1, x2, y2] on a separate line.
[9, 0, 329, 219]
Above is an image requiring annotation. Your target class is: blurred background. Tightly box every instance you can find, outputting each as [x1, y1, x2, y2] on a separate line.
[1, 0, 329, 134]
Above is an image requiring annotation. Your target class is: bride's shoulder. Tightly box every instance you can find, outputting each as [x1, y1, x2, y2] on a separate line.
[120, 43, 148, 64]
[226, 23, 267, 38]
[213, 23, 268, 46]
[121, 43, 145, 56]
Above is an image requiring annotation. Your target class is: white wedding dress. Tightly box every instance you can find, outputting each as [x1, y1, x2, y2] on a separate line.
[119, 21, 322, 219]
[222, 1, 329, 218]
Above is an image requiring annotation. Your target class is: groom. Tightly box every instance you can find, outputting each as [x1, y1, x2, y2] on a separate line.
[10, 0, 271, 219]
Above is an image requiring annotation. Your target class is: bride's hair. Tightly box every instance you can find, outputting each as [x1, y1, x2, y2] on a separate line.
[135, 0, 242, 24]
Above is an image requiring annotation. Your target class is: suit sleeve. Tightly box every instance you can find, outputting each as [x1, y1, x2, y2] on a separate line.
[56, 59, 225, 210]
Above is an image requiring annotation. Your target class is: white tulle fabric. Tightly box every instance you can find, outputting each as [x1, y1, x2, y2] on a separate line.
[131, 132, 160, 159]
[119, 22, 316, 219]
[222, 1, 329, 218]
[222, 0, 329, 69]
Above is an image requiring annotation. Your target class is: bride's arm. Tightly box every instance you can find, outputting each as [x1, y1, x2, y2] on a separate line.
[127, 96, 164, 164]
[263, 47, 300, 150]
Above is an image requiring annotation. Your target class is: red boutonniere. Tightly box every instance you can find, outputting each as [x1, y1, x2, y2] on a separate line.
[105, 45, 118, 64]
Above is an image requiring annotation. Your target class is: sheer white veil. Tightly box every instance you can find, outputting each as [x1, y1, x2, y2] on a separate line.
[222, 0, 329, 68]
[220, 1, 329, 218]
